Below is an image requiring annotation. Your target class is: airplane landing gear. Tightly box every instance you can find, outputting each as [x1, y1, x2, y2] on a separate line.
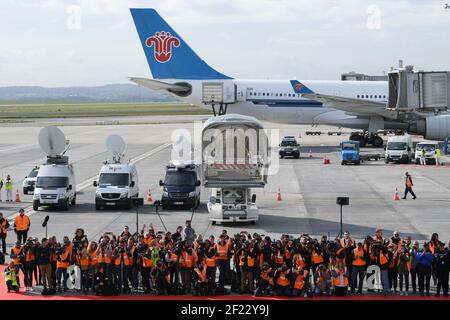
[350, 131, 384, 148]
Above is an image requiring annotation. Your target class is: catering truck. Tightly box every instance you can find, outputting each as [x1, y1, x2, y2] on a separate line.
[202, 114, 269, 224]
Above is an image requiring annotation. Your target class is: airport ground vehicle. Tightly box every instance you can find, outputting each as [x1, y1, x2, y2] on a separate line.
[279, 136, 300, 159]
[208, 188, 258, 224]
[22, 166, 39, 194]
[385, 135, 414, 164]
[202, 114, 268, 224]
[159, 161, 201, 210]
[414, 141, 440, 165]
[94, 163, 139, 210]
[349, 131, 384, 148]
[33, 157, 76, 211]
[340, 141, 361, 165]
[33, 126, 76, 211]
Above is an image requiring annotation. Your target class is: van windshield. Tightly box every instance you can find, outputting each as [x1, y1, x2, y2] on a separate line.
[281, 140, 298, 147]
[165, 171, 196, 186]
[223, 189, 245, 204]
[37, 176, 68, 188]
[28, 170, 39, 178]
[99, 173, 129, 187]
[387, 142, 407, 150]
[416, 144, 436, 152]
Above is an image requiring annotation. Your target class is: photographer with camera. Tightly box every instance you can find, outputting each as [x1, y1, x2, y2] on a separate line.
[3, 262, 19, 293]
[203, 242, 217, 293]
[238, 241, 256, 294]
[140, 244, 153, 293]
[165, 244, 180, 293]
[397, 243, 410, 296]
[255, 262, 274, 296]
[10, 241, 23, 287]
[72, 229, 88, 263]
[0, 212, 10, 256]
[152, 259, 169, 295]
[273, 262, 291, 297]
[87, 241, 98, 292]
[76, 243, 90, 293]
[193, 260, 209, 296]
[112, 239, 131, 294]
[387, 243, 399, 294]
[332, 259, 349, 296]
[292, 266, 308, 297]
[22, 237, 37, 291]
[55, 242, 70, 292]
[350, 242, 367, 295]
[375, 241, 391, 296]
[179, 242, 197, 294]
[215, 234, 231, 289]
[36, 238, 54, 295]
[96, 234, 114, 290]
[434, 241, 450, 297]
[314, 264, 331, 296]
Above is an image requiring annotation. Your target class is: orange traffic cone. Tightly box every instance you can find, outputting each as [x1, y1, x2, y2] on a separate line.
[394, 188, 400, 201]
[323, 155, 330, 165]
[146, 189, 153, 203]
[309, 149, 312, 158]
[15, 189, 21, 203]
[276, 188, 283, 201]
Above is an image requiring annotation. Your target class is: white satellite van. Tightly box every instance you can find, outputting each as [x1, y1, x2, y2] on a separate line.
[33, 126, 77, 211]
[93, 135, 139, 210]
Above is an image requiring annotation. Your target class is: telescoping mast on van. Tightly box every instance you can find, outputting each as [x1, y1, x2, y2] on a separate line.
[33, 126, 76, 211]
[93, 135, 139, 210]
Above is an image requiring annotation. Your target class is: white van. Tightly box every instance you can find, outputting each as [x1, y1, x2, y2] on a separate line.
[414, 141, 440, 165]
[94, 162, 139, 210]
[385, 135, 414, 163]
[33, 157, 76, 211]
[23, 166, 39, 194]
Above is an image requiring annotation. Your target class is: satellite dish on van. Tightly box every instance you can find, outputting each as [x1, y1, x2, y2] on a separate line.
[38, 126, 67, 157]
[106, 135, 126, 163]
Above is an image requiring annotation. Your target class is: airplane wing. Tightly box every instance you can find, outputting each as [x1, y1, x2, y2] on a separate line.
[129, 77, 191, 93]
[302, 93, 397, 119]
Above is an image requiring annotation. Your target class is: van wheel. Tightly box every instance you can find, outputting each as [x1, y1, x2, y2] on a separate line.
[126, 198, 132, 210]
[162, 204, 168, 210]
[23, 188, 28, 195]
[63, 199, 69, 211]
[251, 221, 256, 225]
[95, 205, 101, 211]
[71, 196, 76, 206]
[211, 221, 216, 225]
[33, 202, 39, 211]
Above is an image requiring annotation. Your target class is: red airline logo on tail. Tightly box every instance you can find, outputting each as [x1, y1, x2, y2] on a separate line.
[146, 31, 180, 63]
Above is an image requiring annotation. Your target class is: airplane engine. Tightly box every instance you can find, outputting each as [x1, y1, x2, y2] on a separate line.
[413, 114, 450, 141]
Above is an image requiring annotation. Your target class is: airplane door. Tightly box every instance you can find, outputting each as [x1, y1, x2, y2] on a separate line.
[236, 85, 247, 102]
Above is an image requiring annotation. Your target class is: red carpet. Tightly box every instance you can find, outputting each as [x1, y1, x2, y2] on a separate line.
[0, 265, 448, 301]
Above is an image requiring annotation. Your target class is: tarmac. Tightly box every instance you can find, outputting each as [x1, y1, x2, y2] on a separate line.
[1, 114, 449, 249]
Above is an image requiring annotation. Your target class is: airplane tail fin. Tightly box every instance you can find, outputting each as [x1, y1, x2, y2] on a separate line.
[130, 8, 231, 80]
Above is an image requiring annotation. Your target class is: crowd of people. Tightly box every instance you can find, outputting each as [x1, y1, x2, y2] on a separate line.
[3, 220, 450, 298]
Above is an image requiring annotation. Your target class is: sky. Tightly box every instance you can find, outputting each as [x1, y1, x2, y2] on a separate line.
[0, 0, 449, 87]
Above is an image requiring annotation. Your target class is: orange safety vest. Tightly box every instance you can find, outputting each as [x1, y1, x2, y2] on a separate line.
[293, 253, 306, 268]
[379, 253, 388, 266]
[25, 249, 35, 262]
[294, 274, 305, 289]
[340, 238, 354, 248]
[205, 256, 217, 267]
[275, 252, 284, 264]
[89, 251, 98, 265]
[14, 215, 30, 231]
[429, 242, 435, 254]
[333, 270, 349, 287]
[77, 254, 90, 267]
[261, 270, 269, 281]
[57, 251, 70, 269]
[352, 248, 366, 266]
[284, 248, 291, 260]
[11, 247, 22, 265]
[114, 251, 131, 266]
[277, 271, 290, 286]
[215, 243, 229, 260]
[181, 251, 194, 268]
[406, 176, 413, 188]
[312, 250, 324, 264]
[239, 254, 255, 267]
[142, 254, 153, 268]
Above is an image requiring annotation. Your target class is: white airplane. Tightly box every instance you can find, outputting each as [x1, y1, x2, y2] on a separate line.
[129, 8, 450, 146]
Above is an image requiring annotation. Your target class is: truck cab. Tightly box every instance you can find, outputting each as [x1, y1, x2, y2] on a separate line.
[159, 161, 201, 210]
[385, 135, 414, 163]
[208, 188, 258, 224]
[340, 141, 361, 165]
[33, 156, 76, 211]
[94, 162, 139, 210]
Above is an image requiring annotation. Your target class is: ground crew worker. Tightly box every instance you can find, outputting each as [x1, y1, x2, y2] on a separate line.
[56, 244, 70, 292]
[332, 260, 349, 296]
[435, 147, 442, 165]
[141, 245, 153, 293]
[0, 212, 10, 254]
[239, 244, 256, 293]
[204, 246, 217, 292]
[87, 242, 98, 290]
[193, 260, 209, 295]
[23, 238, 37, 291]
[402, 172, 417, 200]
[397, 244, 411, 296]
[165, 246, 179, 287]
[215, 235, 231, 288]
[255, 263, 273, 296]
[14, 209, 30, 244]
[420, 148, 426, 165]
[3, 262, 19, 292]
[274, 262, 291, 296]
[10, 241, 23, 286]
[4, 175, 12, 202]
[113, 243, 131, 294]
[76, 246, 90, 293]
[377, 246, 391, 296]
[36, 238, 54, 294]
[350, 242, 367, 295]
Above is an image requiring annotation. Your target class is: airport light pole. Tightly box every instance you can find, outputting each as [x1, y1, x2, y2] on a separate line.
[336, 197, 349, 239]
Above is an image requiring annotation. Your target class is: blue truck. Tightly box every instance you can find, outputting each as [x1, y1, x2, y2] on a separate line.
[340, 141, 361, 165]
